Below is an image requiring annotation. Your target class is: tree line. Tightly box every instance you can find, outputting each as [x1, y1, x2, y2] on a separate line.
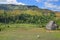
[0, 11, 55, 27]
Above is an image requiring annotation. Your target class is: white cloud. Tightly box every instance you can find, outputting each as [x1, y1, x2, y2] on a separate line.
[39, 0, 60, 11]
[44, 2, 56, 8]
[47, 0, 59, 2]
[36, 0, 41, 2]
[0, 0, 6, 2]
[0, 0, 26, 5]
[36, 0, 59, 2]
[44, 2, 60, 11]
[35, 0, 60, 11]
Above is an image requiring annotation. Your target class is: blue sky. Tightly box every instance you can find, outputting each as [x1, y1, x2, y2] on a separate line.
[17, 0, 44, 8]
[17, 0, 60, 11]
[0, 0, 60, 12]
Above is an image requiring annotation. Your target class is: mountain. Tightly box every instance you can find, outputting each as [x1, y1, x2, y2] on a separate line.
[0, 4, 58, 16]
[0, 4, 39, 10]
[0, 4, 54, 12]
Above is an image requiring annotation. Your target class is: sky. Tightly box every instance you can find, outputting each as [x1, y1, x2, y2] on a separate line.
[0, 0, 60, 12]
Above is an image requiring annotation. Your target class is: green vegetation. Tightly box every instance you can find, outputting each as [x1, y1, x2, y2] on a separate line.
[0, 23, 40, 30]
[0, 4, 60, 40]
[0, 4, 58, 31]
[0, 28, 60, 40]
[0, 11, 55, 26]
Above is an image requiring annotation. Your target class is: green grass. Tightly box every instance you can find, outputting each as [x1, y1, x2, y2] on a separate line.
[0, 24, 60, 40]
[0, 28, 60, 40]
[0, 23, 40, 30]
[56, 19, 60, 26]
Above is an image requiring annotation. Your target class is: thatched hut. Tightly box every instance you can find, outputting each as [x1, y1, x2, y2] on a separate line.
[46, 21, 58, 30]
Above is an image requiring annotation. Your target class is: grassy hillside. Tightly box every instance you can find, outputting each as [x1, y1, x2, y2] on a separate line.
[0, 4, 55, 16]
[0, 4, 60, 27]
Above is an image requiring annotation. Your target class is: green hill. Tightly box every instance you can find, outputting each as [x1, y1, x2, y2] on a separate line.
[0, 4, 54, 16]
[0, 4, 56, 26]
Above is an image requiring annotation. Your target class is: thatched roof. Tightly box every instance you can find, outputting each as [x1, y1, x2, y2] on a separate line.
[46, 21, 58, 30]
